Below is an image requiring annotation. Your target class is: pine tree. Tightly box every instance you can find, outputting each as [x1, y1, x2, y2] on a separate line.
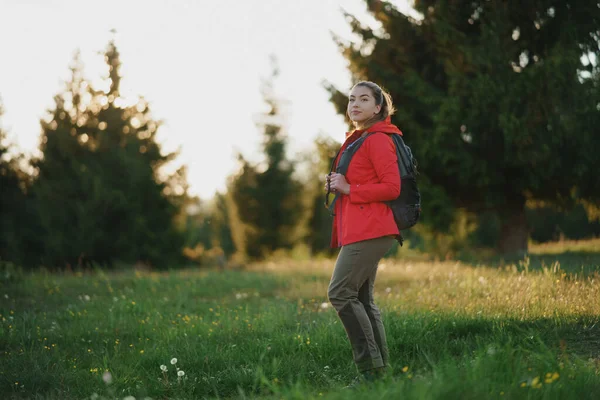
[329, 0, 600, 255]
[229, 57, 304, 259]
[0, 100, 28, 264]
[303, 135, 340, 255]
[209, 193, 237, 259]
[32, 41, 185, 268]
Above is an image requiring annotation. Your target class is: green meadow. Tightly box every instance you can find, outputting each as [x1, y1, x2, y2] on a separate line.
[1, 240, 599, 399]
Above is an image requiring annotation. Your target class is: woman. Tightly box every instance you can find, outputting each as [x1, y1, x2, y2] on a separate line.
[325, 81, 401, 388]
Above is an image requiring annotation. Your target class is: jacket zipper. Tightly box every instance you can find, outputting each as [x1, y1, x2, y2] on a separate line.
[337, 196, 343, 247]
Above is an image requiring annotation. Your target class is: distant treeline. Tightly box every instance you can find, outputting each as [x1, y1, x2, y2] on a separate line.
[1, 1, 599, 268]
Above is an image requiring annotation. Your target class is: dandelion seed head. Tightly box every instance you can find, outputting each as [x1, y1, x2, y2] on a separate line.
[102, 371, 112, 385]
[170, 358, 177, 365]
[178, 370, 185, 377]
[160, 365, 167, 372]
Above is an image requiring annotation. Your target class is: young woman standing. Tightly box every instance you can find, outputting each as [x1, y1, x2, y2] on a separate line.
[325, 81, 402, 388]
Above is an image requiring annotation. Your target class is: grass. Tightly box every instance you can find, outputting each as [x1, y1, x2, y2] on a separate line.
[1, 239, 600, 399]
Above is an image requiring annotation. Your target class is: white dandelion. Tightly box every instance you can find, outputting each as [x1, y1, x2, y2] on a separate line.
[177, 370, 185, 377]
[102, 371, 112, 385]
[160, 365, 167, 372]
[170, 358, 178, 365]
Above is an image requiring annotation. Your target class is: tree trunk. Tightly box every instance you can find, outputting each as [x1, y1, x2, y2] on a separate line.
[498, 198, 529, 256]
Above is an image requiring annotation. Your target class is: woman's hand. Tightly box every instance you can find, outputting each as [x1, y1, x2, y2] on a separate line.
[324, 173, 351, 195]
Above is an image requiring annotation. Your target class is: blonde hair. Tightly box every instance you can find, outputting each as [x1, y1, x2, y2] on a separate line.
[348, 81, 396, 129]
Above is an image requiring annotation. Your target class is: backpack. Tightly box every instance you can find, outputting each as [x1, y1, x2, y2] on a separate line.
[326, 132, 421, 244]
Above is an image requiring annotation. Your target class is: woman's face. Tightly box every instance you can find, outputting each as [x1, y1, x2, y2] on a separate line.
[347, 85, 381, 126]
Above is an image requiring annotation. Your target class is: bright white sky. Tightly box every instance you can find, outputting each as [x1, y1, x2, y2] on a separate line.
[0, 0, 414, 200]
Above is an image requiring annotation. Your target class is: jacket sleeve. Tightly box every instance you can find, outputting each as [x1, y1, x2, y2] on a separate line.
[348, 133, 401, 204]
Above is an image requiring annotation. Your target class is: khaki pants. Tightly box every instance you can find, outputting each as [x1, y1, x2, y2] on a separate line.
[327, 235, 395, 372]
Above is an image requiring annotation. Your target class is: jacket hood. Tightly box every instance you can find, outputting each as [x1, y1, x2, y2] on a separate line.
[346, 116, 402, 139]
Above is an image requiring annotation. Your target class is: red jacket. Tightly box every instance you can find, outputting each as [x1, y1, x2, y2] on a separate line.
[330, 117, 402, 248]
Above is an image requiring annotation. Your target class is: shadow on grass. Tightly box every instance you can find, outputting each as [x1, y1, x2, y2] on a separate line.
[235, 312, 600, 399]
[528, 250, 600, 274]
[386, 312, 600, 365]
[456, 249, 600, 276]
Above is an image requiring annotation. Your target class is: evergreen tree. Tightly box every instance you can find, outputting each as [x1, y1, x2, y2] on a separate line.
[180, 194, 236, 266]
[210, 192, 236, 258]
[229, 58, 304, 259]
[303, 135, 340, 255]
[31, 41, 185, 268]
[0, 99, 42, 268]
[0, 101, 17, 260]
[0, 100, 27, 264]
[329, 0, 600, 254]
[229, 155, 260, 259]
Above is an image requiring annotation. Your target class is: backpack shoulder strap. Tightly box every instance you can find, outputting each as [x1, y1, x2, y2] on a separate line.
[333, 132, 374, 175]
[326, 132, 375, 215]
[389, 134, 416, 177]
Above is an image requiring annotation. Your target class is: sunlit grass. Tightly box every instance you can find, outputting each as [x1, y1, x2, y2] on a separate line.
[1, 240, 599, 399]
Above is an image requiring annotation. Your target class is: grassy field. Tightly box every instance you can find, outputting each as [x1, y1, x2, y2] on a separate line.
[1, 239, 599, 399]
